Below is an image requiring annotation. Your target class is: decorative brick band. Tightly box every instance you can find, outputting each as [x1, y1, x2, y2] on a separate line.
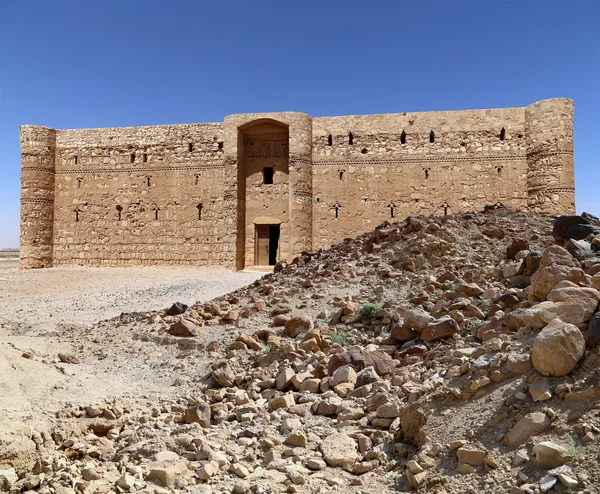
[544, 187, 576, 194]
[21, 197, 54, 204]
[290, 157, 312, 166]
[313, 154, 528, 166]
[54, 164, 225, 175]
[527, 149, 572, 158]
[22, 166, 55, 174]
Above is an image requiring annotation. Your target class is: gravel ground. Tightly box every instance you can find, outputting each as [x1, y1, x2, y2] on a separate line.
[0, 260, 262, 326]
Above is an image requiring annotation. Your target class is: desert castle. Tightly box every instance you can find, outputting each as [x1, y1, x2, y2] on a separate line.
[20, 98, 575, 269]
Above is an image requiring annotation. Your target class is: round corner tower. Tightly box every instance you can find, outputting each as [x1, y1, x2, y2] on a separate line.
[20, 125, 57, 268]
[525, 98, 575, 215]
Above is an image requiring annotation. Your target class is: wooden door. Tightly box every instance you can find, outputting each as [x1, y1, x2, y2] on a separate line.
[255, 225, 270, 265]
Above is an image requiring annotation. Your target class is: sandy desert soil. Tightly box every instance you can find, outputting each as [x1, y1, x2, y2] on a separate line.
[0, 262, 263, 490]
[0, 261, 261, 326]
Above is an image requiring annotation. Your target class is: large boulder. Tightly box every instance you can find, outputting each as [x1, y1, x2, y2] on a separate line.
[166, 302, 188, 316]
[284, 315, 313, 338]
[327, 349, 395, 376]
[421, 317, 460, 342]
[591, 273, 600, 291]
[532, 319, 585, 377]
[320, 433, 359, 467]
[547, 282, 600, 313]
[169, 318, 200, 337]
[503, 412, 550, 447]
[538, 283, 600, 325]
[390, 323, 418, 342]
[529, 246, 585, 302]
[507, 239, 530, 259]
[587, 312, 600, 348]
[211, 361, 236, 387]
[533, 441, 572, 469]
[403, 309, 434, 332]
[565, 239, 593, 260]
[504, 303, 553, 331]
[553, 215, 600, 241]
[524, 250, 543, 276]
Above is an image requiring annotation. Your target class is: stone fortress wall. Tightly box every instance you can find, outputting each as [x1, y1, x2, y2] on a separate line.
[20, 98, 575, 269]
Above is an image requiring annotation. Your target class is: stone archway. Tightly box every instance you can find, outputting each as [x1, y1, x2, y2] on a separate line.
[221, 112, 313, 270]
[237, 120, 289, 269]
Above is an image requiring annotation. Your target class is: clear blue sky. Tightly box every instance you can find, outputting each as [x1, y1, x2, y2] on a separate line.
[1, 0, 598, 248]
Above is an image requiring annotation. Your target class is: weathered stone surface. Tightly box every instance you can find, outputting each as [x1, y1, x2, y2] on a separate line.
[166, 302, 188, 316]
[421, 317, 460, 342]
[529, 246, 585, 302]
[457, 447, 486, 466]
[355, 366, 380, 388]
[147, 462, 188, 487]
[506, 352, 533, 374]
[267, 394, 295, 411]
[212, 361, 235, 387]
[276, 367, 295, 391]
[543, 284, 600, 324]
[532, 319, 585, 377]
[587, 312, 600, 348]
[327, 349, 394, 376]
[456, 282, 484, 297]
[390, 323, 418, 342]
[538, 302, 594, 326]
[196, 461, 218, 481]
[565, 238, 593, 260]
[592, 273, 600, 291]
[533, 441, 572, 469]
[183, 404, 211, 426]
[284, 315, 313, 338]
[504, 303, 552, 331]
[320, 433, 359, 467]
[507, 239, 530, 259]
[0, 431, 37, 477]
[528, 379, 551, 402]
[330, 365, 357, 388]
[503, 261, 523, 278]
[236, 334, 262, 351]
[230, 463, 250, 478]
[553, 215, 600, 241]
[306, 458, 326, 470]
[524, 250, 543, 276]
[19, 101, 576, 271]
[406, 469, 427, 488]
[503, 412, 551, 447]
[170, 318, 200, 337]
[403, 309, 434, 332]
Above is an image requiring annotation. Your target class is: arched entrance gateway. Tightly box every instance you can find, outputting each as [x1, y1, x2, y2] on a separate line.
[221, 113, 313, 270]
[240, 120, 288, 268]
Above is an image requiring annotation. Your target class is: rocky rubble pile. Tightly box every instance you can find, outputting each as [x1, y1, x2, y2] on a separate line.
[2, 209, 600, 494]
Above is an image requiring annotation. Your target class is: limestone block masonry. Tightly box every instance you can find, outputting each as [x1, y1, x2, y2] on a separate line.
[19, 98, 575, 269]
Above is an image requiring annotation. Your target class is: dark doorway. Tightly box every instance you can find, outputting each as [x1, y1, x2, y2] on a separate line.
[268, 225, 280, 265]
[263, 167, 274, 184]
[255, 224, 280, 266]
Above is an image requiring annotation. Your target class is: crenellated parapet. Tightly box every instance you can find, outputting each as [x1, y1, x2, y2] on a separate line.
[525, 98, 575, 215]
[20, 125, 57, 268]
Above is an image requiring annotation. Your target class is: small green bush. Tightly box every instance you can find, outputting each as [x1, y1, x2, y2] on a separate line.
[464, 318, 480, 330]
[477, 298, 493, 313]
[331, 331, 348, 346]
[567, 442, 586, 460]
[359, 302, 383, 322]
[581, 248, 596, 259]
